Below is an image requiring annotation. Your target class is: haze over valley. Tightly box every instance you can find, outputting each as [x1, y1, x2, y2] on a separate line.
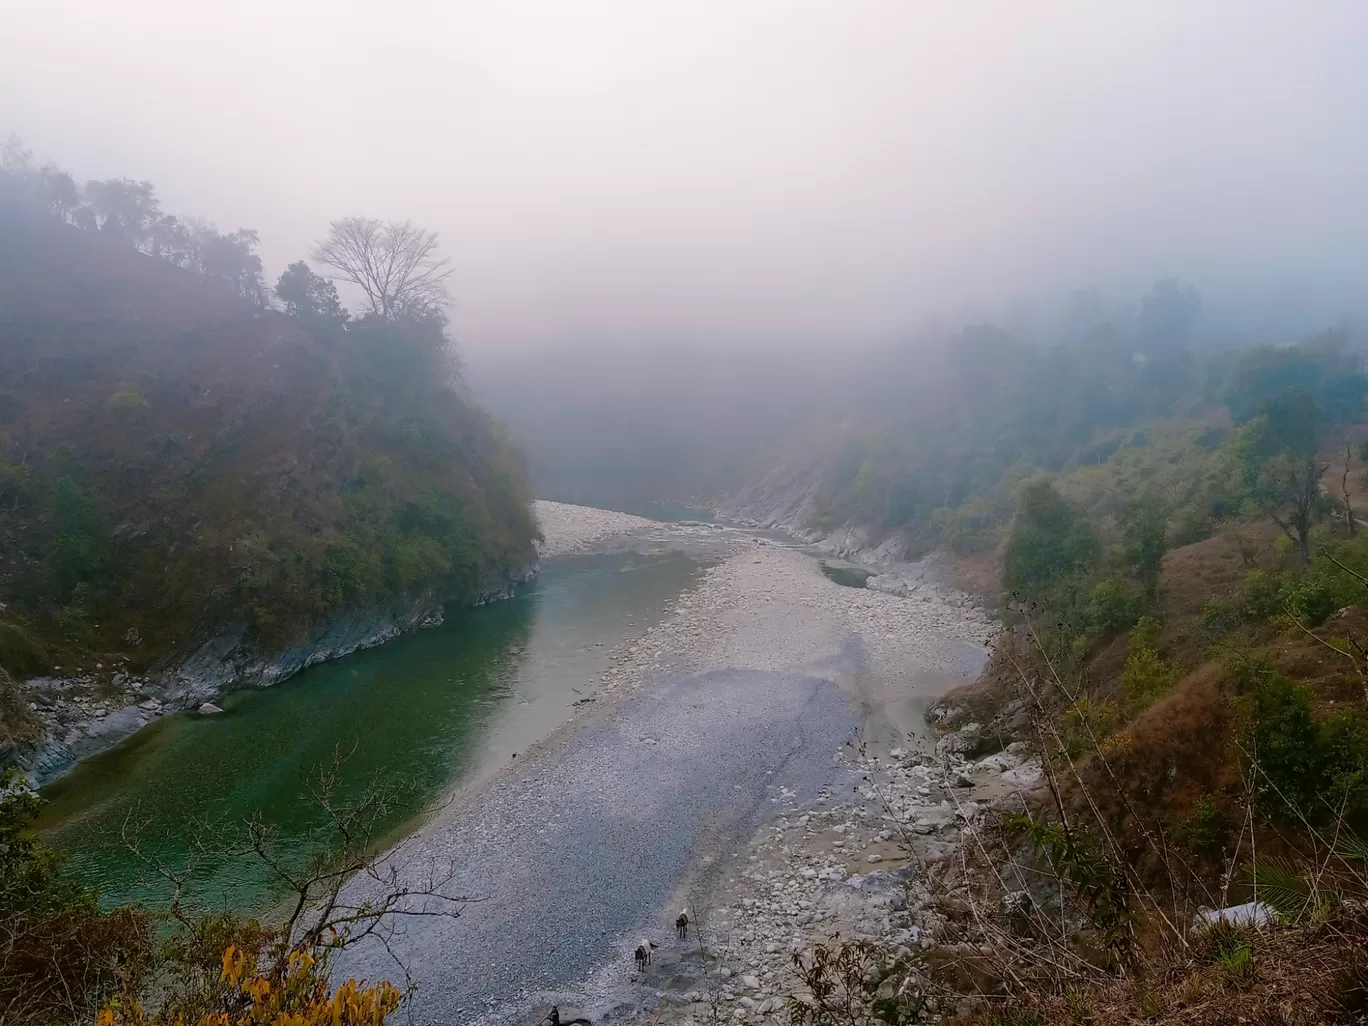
[3, 4, 1368, 1026]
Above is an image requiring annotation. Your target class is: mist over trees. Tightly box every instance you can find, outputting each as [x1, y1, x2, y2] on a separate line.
[0, 133, 466, 386]
[1, 134, 267, 304]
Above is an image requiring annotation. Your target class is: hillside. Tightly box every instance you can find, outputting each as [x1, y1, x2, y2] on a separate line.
[0, 204, 537, 749]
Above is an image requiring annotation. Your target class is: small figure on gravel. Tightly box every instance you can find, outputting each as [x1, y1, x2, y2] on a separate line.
[634, 938, 656, 971]
[676, 908, 689, 940]
[541, 1006, 591, 1026]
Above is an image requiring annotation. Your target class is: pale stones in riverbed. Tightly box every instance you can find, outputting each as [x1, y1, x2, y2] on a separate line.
[532, 500, 656, 559]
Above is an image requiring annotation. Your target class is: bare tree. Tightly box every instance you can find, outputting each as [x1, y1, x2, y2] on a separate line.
[310, 217, 451, 321]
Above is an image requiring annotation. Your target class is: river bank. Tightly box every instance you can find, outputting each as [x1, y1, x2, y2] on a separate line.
[333, 514, 999, 1025]
[18, 501, 674, 788]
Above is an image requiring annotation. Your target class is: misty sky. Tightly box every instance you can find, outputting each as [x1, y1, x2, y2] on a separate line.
[3, 1, 1367, 350]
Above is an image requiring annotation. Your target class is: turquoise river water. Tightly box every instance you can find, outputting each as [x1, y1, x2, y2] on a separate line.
[38, 550, 703, 915]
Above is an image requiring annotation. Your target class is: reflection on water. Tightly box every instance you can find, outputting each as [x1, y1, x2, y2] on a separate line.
[38, 551, 702, 914]
[819, 562, 872, 589]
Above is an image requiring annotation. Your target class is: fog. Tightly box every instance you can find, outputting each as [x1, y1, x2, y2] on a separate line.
[4, 1, 1366, 353]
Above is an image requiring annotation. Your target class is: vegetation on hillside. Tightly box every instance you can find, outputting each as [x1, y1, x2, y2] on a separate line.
[809, 285, 1366, 561]
[906, 327, 1368, 1022]
[0, 137, 537, 688]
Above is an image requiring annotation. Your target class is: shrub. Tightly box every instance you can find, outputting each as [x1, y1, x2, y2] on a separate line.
[105, 387, 150, 414]
[1238, 666, 1326, 817]
[1061, 696, 1121, 758]
[0, 666, 40, 749]
[1084, 577, 1144, 636]
[1120, 616, 1178, 709]
[0, 459, 31, 508]
[1198, 598, 1236, 637]
[1236, 664, 1368, 822]
[1280, 566, 1342, 627]
[0, 621, 49, 677]
[98, 944, 403, 1026]
[1177, 792, 1229, 858]
[0, 770, 152, 1024]
[1240, 569, 1283, 622]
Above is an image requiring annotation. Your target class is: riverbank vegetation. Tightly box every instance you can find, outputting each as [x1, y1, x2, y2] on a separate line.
[0, 137, 536, 725]
[1, 757, 456, 1026]
[882, 328, 1368, 1021]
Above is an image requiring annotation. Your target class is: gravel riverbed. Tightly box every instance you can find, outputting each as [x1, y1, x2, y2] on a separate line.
[534, 500, 659, 558]
[337, 506, 1006, 1025]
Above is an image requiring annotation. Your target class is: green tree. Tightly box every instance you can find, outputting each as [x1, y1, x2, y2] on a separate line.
[1224, 330, 1367, 425]
[1231, 386, 1327, 566]
[1237, 664, 1368, 822]
[1004, 479, 1099, 602]
[1137, 278, 1201, 357]
[38, 163, 81, 222]
[275, 261, 347, 327]
[1119, 497, 1168, 604]
[84, 178, 161, 250]
[1120, 615, 1178, 708]
[201, 228, 266, 305]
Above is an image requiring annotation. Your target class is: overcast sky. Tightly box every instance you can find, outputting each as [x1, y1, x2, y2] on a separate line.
[3, 1, 1366, 350]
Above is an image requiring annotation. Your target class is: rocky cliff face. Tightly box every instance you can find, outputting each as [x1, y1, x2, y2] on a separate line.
[19, 563, 536, 785]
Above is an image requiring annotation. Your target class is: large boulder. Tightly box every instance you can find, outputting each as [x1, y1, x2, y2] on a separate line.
[935, 722, 984, 760]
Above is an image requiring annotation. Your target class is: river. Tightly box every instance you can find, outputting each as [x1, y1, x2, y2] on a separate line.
[38, 549, 705, 914]
[38, 507, 992, 1026]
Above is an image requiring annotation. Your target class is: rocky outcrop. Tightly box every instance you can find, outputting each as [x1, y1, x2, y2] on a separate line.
[18, 565, 536, 786]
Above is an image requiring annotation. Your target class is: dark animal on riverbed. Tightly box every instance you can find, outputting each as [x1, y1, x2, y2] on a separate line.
[541, 1008, 591, 1026]
[634, 939, 656, 971]
[676, 908, 689, 940]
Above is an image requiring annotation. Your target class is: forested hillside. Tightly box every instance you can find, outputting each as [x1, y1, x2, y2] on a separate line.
[893, 307, 1368, 1018]
[0, 148, 537, 736]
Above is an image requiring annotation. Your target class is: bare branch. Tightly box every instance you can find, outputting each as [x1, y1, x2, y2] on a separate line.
[310, 218, 452, 320]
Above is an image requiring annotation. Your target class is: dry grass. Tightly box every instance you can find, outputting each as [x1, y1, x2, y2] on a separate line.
[959, 913, 1368, 1025]
[0, 665, 40, 754]
[919, 521, 1368, 1026]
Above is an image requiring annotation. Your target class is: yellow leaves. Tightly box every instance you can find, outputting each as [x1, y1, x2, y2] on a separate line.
[220, 945, 251, 986]
[245, 976, 272, 1005]
[287, 949, 315, 974]
[101, 945, 401, 1026]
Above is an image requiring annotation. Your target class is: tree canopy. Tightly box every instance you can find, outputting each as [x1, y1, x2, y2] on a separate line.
[1, 136, 268, 308]
[1004, 479, 1099, 601]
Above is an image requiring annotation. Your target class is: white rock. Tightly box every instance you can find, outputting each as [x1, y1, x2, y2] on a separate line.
[1195, 902, 1275, 930]
[1002, 759, 1043, 787]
